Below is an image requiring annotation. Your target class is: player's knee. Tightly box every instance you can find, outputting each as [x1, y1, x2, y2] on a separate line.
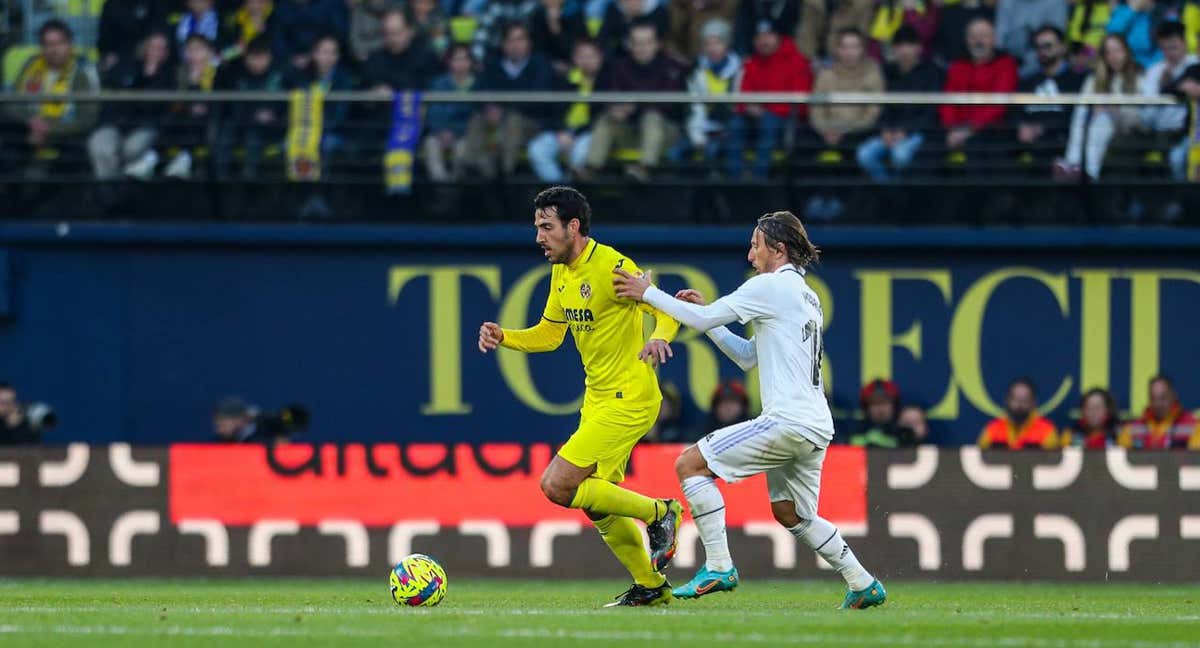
[771, 501, 803, 528]
[539, 473, 575, 507]
[674, 446, 705, 481]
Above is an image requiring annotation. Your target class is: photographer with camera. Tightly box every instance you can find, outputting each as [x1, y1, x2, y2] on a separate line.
[212, 396, 309, 445]
[0, 382, 57, 445]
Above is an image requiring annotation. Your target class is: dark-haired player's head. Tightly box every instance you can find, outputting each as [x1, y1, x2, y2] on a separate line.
[1005, 378, 1038, 425]
[1156, 20, 1187, 65]
[38, 19, 73, 69]
[533, 186, 591, 264]
[750, 211, 820, 274]
[1148, 374, 1179, 420]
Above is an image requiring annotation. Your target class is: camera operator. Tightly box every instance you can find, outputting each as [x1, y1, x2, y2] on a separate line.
[0, 382, 39, 445]
[212, 396, 309, 445]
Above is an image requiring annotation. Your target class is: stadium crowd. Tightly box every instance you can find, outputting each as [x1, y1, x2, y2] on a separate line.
[4, 0, 1200, 187]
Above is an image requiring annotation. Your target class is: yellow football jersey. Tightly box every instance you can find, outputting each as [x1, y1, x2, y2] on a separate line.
[538, 239, 679, 408]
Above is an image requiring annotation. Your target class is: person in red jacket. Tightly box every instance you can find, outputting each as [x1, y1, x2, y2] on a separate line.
[978, 377, 1062, 450]
[725, 22, 813, 178]
[1118, 375, 1200, 450]
[939, 17, 1018, 164]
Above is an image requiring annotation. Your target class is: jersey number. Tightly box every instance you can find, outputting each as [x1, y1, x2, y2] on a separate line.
[803, 320, 823, 387]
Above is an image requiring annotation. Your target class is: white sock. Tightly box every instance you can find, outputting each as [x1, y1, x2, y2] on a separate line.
[681, 475, 733, 572]
[789, 517, 874, 591]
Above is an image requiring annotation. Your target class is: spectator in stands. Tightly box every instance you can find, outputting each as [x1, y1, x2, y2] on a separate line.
[796, 0, 875, 61]
[530, 0, 590, 71]
[212, 396, 278, 443]
[809, 28, 883, 156]
[1107, 0, 1163, 69]
[461, 23, 555, 178]
[978, 378, 1062, 449]
[675, 19, 741, 176]
[866, 0, 939, 61]
[162, 34, 220, 180]
[1068, 0, 1112, 51]
[857, 25, 941, 181]
[2, 20, 101, 175]
[583, 20, 687, 181]
[0, 383, 37, 446]
[1141, 21, 1197, 180]
[597, 0, 671, 57]
[213, 36, 288, 181]
[220, 0, 276, 61]
[410, 0, 450, 56]
[528, 38, 608, 181]
[273, 0, 349, 70]
[932, 0, 993, 65]
[733, 0, 800, 55]
[288, 35, 354, 172]
[726, 22, 812, 178]
[995, 0, 1068, 77]
[176, 0, 222, 59]
[423, 44, 477, 181]
[98, 0, 167, 71]
[644, 382, 687, 442]
[1118, 375, 1200, 449]
[349, 0, 399, 63]
[88, 31, 174, 182]
[847, 378, 919, 448]
[897, 404, 930, 444]
[939, 17, 1019, 166]
[363, 9, 440, 92]
[1060, 34, 1145, 179]
[1064, 387, 1119, 448]
[1013, 25, 1085, 171]
[472, 0, 540, 63]
[707, 378, 751, 430]
[666, 0, 738, 60]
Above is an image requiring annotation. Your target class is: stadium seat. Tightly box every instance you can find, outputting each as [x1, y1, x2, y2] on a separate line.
[3, 45, 37, 89]
[450, 17, 477, 44]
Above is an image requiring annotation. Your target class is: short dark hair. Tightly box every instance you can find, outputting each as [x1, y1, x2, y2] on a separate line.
[628, 18, 661, 39]
[443, 42, 474, 65]
[1007, 377, 1038, 399]
[755, 211, 819, 268]
[39, 19, 73, 43]
[892, 25, 922, 46]
[311, 33, 341, 53]
[1156, 20, 1186, 42]
[533, 186, 591, 235]
[245, 34, 272, 57]
[502, 21, 530, 42]
[185, 33, 215, 51]
[835, 27, 866, 44]
[1149, 373, 1176, 391]
[1033, 24, 1065, 44]
[0, 381, 12, 392]
[573, 37, 602, 54]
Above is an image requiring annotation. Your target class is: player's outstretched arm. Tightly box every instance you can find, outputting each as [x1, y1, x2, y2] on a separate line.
[614, 268, 738, 333]
[676, 289, 757, 371]
[485, 318, 568, 354]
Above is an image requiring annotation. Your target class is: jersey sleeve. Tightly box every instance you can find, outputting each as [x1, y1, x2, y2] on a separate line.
[713, 275, 775, 324]
[611, 254, 680, 342]
[542, 264, 566, 323]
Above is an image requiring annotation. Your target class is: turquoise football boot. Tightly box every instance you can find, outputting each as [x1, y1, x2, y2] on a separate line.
[839, 579, 887, 609]
[672, 566, 739, 599]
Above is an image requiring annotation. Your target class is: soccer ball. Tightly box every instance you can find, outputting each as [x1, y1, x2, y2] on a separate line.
[389, 553, 448, 607]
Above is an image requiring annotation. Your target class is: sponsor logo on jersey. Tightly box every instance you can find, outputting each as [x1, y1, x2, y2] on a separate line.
[564, 308, 595, 322]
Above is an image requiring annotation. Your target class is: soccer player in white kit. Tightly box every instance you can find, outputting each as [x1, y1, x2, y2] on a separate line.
[612, 211, 886, 609]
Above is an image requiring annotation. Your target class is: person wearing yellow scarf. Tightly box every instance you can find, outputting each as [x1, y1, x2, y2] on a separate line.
[3, 20, 100, 165]
[221, 0, 275, 60]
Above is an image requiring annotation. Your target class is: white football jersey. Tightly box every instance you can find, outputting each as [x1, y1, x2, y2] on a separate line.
[713, 264, 834, 445]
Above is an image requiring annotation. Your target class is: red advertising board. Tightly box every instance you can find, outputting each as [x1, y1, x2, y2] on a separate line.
[170, 443, 867, 530]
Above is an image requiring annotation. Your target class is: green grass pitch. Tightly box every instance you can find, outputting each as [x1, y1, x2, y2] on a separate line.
[1, 579, 1197, 647]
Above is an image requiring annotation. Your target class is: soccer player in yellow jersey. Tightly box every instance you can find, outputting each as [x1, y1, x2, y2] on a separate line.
[477, 186, 684, 607]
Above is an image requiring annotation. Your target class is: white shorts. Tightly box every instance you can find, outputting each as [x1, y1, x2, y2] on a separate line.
[697, 415, 826, 520]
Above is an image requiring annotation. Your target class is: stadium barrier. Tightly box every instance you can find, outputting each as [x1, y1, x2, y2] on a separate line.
[2, 223, 1199, 447]
[1, 444, 1196, 581]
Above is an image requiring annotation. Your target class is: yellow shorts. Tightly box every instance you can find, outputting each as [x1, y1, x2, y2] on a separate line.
[558, 402, 659, 483]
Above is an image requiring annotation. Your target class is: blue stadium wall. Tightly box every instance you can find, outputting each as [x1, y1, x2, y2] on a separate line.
[2, 223, 1199, 446]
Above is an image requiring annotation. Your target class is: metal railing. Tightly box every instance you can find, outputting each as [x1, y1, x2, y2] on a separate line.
[0, 90, 1183, 106]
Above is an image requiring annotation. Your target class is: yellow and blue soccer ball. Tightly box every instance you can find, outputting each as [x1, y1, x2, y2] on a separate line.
[389, 553, 448, 607]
